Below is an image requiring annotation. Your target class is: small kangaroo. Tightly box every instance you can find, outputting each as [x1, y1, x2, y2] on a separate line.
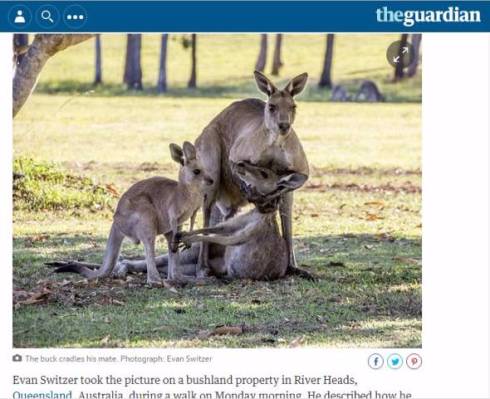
[176, 163, 306, 280]
[355, 80, 385, 102]
[330, 85, 351, 102]
[51, 141, 213, 285]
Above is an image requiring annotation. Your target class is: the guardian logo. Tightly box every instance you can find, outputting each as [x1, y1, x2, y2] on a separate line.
[376, 6, 481, 27]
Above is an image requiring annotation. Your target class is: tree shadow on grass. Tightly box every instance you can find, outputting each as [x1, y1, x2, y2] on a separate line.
[13, 232, 421, 348]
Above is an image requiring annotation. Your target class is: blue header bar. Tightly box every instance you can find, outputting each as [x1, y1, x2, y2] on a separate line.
[2, 1, 490, 32]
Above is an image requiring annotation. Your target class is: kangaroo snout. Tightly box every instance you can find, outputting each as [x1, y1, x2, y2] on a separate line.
[204, 176, 214, 185]
[278, 123, 290, 134]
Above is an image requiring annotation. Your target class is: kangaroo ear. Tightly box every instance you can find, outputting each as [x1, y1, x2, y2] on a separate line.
[169, 143, 184, 165]
[254, 71, 277, 97]
[285, 73, 308, 97]
[277, 173, 308, 191]
[182, 141, 197, 162]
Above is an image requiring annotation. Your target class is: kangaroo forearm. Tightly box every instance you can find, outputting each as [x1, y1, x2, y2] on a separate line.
[190, 210, 197, 232]
[182, 225, 227, 236]
[187, 225, 255, 246]
[279, 191, 298, 268]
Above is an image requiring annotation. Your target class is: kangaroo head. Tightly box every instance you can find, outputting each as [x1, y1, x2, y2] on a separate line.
[169, 141, 214, 190]
[234, 162, 279, 197]
[254, 71, 308, 139]
[234, 162, 307, 213]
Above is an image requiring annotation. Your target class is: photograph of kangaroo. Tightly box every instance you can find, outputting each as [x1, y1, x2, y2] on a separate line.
[13, 34, 421, 348]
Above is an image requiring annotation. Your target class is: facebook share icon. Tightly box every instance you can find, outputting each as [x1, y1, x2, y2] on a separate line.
[368, 353, 384, 370]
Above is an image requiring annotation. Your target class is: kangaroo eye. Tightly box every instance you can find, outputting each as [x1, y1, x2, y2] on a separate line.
[193, 169, 201, 175]
[268, 104, 276, 112]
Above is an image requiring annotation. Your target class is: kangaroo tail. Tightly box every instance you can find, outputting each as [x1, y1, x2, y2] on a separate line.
[47, 261, 101, 278]
[48, 224, 124, 280]
[46, 261, 100, 270]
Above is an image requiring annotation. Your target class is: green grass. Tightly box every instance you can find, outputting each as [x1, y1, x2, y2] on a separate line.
[13, 157, 115, 211]
[13, 34, 421, 348]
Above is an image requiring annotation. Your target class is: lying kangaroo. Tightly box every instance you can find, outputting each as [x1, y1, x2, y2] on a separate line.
[113, 163, 306, 281]
[355, 80, 385, 102]
[194, 71, 310, 278]
[330, 85, 351, 102]
[50, 141, 213, 285]
[178, 163, 307, 280]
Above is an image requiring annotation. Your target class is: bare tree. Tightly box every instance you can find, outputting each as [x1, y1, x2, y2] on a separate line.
[407, 34, 422, 78]
[394, 34, 408, 82]
[187, 34, 197, 89]
[271, 34, 283, 76]
[94, 34, 102, 85]
[123, 34, 143, 90]
[319, 34, 335, 88]
[157, 34, 169, 93]
[13, 34, 29, 66]
[13, 34, 93, 117]
[255, 34, 268, 72]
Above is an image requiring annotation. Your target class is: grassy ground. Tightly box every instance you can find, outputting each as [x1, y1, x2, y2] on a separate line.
[13, 34, 421, 348]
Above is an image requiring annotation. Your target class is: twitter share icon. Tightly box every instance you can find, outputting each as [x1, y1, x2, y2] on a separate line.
[387, 353, 403, 369]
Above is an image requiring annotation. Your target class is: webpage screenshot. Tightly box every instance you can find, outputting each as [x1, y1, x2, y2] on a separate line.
[0, 1, 489, 399]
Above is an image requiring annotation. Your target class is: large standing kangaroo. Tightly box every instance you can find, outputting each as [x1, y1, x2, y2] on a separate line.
[194, 71, 311, 278]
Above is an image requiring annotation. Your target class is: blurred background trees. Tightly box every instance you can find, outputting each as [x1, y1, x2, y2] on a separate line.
[187, 34, 197, 89]
[157, 34, 169, 93]
[408, 34, 422, 78]
[271, 34, 283, 76]
[255, 34, 268, 72]
[319, 34, 335, 88]
[13, 34, 423, 117]
[393, 34, 422, 81]
[94, 34, 102, 85]
[123, 34, 143, 90]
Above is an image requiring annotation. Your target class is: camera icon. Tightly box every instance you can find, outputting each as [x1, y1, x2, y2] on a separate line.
[12, 354, 23, 362]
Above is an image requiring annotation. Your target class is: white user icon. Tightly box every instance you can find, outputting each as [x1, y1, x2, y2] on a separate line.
[14, 10, 26, 24]
[41, 10, 54, 23]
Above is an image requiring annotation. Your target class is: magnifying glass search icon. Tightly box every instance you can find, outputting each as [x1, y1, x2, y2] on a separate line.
[41, 9, 54, 23]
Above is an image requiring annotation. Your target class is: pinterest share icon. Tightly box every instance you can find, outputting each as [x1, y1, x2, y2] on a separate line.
[406, 353, 422, 370]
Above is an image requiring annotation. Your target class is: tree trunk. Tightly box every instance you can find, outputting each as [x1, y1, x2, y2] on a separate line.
[407, 34, 422, 78]
[394, 34, 408, 81]
[187, 34, 197, 89]
[271, 34, 283, 76]
[319, 34, 335, 88]
[255, 34, 268, 72]
[13, 34, 29, 65]
[123, 34, 143, 90]
[13, 34, 93, 117]
[157, 34, 169, 93]
[94, 34, 102, 85]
